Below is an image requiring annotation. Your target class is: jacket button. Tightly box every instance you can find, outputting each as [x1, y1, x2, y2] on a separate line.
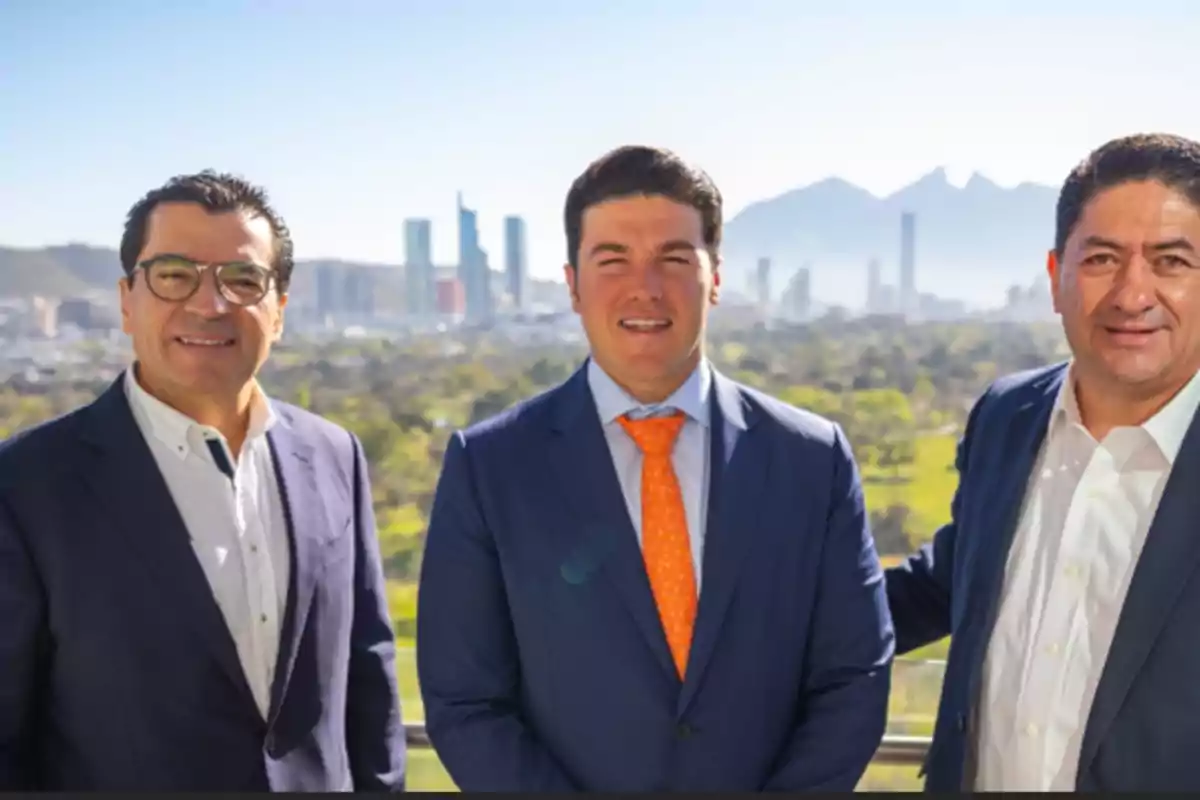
[956, 713, 966, 732]
[265, 732, 278, 757]
[676, 723, 695, 739]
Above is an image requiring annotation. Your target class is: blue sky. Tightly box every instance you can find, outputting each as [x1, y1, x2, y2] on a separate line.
[2, 0, 1198, 282]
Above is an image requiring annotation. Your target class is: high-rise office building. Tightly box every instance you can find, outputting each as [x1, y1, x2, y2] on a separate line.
[457, 192, 492, 322]
[435, 276, 466, 317]
[900, 212, 916, 315]
[783, 264, 811, 321]
[756, 257, 771, 310]
[503, 215, 527, 312]
[867, 257, 882, 313]
[404, 218, 434, 317]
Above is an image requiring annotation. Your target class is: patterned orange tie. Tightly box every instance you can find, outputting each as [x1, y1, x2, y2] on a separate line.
[618, 411, 697, 679]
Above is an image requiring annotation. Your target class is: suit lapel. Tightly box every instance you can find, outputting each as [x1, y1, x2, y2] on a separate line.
[968, 377, 1062, 627]
[1078, 404, 1200, 774]
[546, 366, 678, 679]
[960, 366, 1063, 785]
[678, 370, 762, 715]
[75, 376, 258, 716]
[264, 413, 330, 725]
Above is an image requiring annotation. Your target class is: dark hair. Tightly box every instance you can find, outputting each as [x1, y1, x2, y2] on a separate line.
[119, 170, 295, 292]
[1055, 133, 1200, 256]
[563, 145, 722, 268]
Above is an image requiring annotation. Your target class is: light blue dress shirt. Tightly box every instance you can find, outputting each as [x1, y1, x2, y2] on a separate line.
[587, 358, 712, 589]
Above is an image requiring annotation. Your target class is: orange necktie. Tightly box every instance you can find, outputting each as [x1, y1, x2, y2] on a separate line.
[618, 411, 697, 679]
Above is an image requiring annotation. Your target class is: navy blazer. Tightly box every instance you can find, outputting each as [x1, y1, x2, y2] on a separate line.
[416, 363, 894, 791]
[888, 361, 1200, 791]
[0, 376, 405, 791]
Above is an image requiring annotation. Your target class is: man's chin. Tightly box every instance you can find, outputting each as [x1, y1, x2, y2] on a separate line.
[168, 368, 251, 396]
[1083, 353, 1178, 394]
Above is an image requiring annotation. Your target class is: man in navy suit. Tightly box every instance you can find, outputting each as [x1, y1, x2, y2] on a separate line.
[417, 145, 894, 791]
[887, 133, 1200, 791]
[0, 171, 405, 790]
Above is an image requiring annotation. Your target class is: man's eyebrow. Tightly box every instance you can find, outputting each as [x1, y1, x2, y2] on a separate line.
[1148, 238, 1196, 253]
[1080, 235, 1126, 251]
[588, 242, 628, 258]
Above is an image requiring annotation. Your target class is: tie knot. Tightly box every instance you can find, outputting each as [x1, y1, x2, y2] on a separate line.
[618, 411, 685, 456]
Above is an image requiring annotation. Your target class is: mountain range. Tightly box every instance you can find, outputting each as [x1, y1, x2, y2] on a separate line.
[0, 168, 1060, 308]
[720, 167, 1058, 307]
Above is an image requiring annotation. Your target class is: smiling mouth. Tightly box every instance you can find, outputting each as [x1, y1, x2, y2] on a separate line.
[619, 318, 672, 332]
[1103, 326, 1162, 345]
[175, 336, 236, 347]
[1105, 326, 1158, 335]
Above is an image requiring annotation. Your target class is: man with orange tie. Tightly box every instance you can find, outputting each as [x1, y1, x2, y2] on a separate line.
[416, 145, 895, 791]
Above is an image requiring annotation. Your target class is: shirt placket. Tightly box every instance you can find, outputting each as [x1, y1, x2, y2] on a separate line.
[1011, 433, 1090, 788]
[1039, 442, 1111, 788]
[216, 441, 275, 716]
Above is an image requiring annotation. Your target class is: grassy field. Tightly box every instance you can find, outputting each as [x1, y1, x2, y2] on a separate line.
[395, 431, 957, 791]
[862, 432, 958, 544]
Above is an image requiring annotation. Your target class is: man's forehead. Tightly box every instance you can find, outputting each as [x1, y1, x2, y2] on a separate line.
[1080, 184, 1200, 247]
[143, 203, 274, 262]
[583, 201, 703, 240]
[1079, 183, 1200, 228]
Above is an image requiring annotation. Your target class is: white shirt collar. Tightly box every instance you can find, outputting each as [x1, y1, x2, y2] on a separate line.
[587, 357, 711, 427]
[1052, 364, 1200, 464]
[123, 364, 277, 460]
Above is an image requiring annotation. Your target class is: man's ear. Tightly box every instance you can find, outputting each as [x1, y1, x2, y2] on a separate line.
[119, 275, 134, 335]
[1046, 248, 1061, 313]
[563, 262, 582, 313]
[272, 291, 288, 342]
[710, 255, 721, 305]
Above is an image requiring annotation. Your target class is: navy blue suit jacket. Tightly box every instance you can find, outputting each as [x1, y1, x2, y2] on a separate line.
[0, 376, 405, 791]
[416, 364, 894, 791]
[888, 362, 1200, 791]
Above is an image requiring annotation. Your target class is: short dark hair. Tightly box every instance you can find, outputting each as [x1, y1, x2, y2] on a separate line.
[1055, 133, 1200, 257]
[563, 145, 722, 268]
[119, 170, 295, 292]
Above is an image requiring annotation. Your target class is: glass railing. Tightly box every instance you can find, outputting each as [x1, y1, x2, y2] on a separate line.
[398, 655, 943, 792]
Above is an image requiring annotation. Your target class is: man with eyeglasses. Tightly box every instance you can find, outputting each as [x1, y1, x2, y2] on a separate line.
[0, 171, 405, 791]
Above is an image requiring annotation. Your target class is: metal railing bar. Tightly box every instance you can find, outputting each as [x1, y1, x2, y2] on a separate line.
[401, 723, 929, 767]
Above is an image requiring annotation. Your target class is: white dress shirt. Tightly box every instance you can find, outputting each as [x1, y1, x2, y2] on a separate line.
[124, 366, 291, 720]
[587, 358, 714, 589]
[975, 366, 1200, 791]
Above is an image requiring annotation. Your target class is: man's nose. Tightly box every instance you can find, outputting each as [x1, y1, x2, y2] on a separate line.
[1110, 257, 1157, 315]
[183, 270, 231, 318]
[629, 262, 665, 300]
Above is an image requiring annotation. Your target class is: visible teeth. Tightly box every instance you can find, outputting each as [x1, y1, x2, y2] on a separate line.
[621, 319, 669, 329]
[179, 337, 230, 346]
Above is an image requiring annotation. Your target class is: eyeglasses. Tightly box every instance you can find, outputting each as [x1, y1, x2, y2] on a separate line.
[133, 255, 276, 306]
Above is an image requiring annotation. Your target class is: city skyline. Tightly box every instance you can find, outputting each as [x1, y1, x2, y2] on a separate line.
[3, 1, 1199, 283]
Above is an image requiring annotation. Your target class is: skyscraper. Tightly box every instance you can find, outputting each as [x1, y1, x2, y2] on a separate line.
[900, 212, 916, 315]
[756, 257, 771, 311]
[457, 192, 492, 323]
[795, 266, 811, 320]
[867, 257, 881, 313]
[404, 218, 433, 317]
[503, 215, 527, 312]
[783, 264, 811, 321]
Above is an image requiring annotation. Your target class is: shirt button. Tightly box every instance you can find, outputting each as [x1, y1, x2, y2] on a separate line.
[1048, 642, 1060, 655]
[250, 545, 258, 554]
[260, 614, 268, 623]
[1025, 723, 1039, 737]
